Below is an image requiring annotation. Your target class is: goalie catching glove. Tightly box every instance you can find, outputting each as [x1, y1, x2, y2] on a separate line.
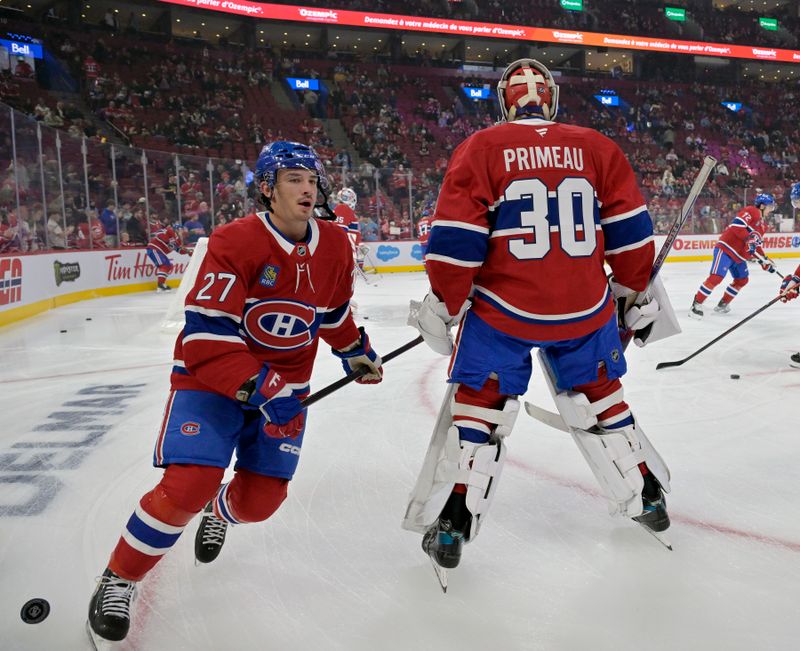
[611, 274, 681, 347]
[331, 327, 383, 384]
[407, 292, 470, 355]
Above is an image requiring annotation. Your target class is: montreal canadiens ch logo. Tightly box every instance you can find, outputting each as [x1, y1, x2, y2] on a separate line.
[243, 299, 316, 350]
[181, 422, 201, 436]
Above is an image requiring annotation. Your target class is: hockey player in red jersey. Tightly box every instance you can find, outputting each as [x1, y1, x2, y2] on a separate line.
[404, 59, 679, 576]
[333, 187, 362, 249]
[146, 216, 189, 291]
[417, 207, 432, 258]
[780, 182, 800, 368]
[87, 141, 384, 644]
[689, 194, 776, 317]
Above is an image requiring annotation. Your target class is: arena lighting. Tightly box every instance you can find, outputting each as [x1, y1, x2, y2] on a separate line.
[156, 0, 800, 64]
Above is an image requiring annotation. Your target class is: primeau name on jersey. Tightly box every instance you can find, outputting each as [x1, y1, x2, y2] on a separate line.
[503, 146, 585, 172]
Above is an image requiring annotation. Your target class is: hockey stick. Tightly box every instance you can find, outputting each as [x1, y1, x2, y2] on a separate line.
[620, 155, 717, 349]
[301, 335, 424, 407]
[655, 282, 799, 370]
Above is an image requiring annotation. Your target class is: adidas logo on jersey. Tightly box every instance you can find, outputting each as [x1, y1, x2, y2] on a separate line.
[536, 128, 548, 137]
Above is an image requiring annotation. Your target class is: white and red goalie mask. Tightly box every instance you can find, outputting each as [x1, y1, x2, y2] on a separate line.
[497, 58, 559, 122]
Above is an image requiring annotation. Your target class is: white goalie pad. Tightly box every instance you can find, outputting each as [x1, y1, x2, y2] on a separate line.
[572, 422, 670, 517]
[402, 384, 519, 541]
[533, 350, 671, 517]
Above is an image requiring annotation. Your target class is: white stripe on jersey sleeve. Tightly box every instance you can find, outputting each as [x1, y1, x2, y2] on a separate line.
[604, 235, 653, 256]
[425, 253, 483, 267]
[430, 220, 490, 234]
[599, 204, 648, 225]
[182, 333, 247, 346]
[185, 305, 242, 323]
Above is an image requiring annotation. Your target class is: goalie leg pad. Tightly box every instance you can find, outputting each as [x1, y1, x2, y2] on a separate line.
[402, 384, 517, 541]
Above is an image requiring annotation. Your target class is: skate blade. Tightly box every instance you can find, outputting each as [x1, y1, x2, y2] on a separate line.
[86, 619, 118, 650]
[636, 522, 673, 550]
[428, 554, 448, 593]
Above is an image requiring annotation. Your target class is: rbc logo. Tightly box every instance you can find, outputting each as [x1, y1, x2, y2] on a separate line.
[376, 245, 400, 262]
[243, 299, 316, 350]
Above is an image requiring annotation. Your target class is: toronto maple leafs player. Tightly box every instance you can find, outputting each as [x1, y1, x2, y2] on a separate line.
[87, 141, 383, 644]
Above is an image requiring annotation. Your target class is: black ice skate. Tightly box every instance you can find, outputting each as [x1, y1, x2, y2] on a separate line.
[87, 568, 137, 643]
[195, 502, 229, 564]
[688, 300, 704, 319]
[157, 282, 171, 292]
[790, 352, 800, 369]
[422, 518, 466, 570]
[632, 473, 671, 549]
[713, 300, 731, 314]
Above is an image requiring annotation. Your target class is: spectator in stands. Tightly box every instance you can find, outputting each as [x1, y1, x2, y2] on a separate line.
[99, 200, 118, 246]
[47, 212, 67, 249]
[182, 213, 206, 245]
[13, 57, 34, 80]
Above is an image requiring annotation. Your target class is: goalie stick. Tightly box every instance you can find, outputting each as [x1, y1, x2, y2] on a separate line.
[300, 335, 424, 408]
[619, 155, 717, 349]
[655, 281, 800, 370]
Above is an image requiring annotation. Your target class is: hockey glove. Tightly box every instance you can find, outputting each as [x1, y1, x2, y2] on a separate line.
[332, 327, 383, 384]
[746, 232, 763, 257]
[408, 292, 469, 356]
[780, 274, 800, 302]
[759, 257, 776, 274]
[247, 366, 305, 439]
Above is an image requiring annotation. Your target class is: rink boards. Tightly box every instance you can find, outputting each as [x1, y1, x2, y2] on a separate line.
[2, 233, 800, 327]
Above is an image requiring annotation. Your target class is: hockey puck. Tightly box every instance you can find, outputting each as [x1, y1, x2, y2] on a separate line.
[730, 374, 740, 379]
[59, 329, 67, 333]
[20, 598, 50, 624]
[85, 317, 92, 321]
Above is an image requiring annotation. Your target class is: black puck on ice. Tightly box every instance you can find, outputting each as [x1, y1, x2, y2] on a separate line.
[85, 317, 92, 321]
[730, 374, 740, 379]
[20, 598, 50, 624]
[59, 329, 67, 333]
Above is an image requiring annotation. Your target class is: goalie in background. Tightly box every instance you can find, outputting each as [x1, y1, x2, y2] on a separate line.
[86, 141, 383, 645]
[689, 193, 776, 317]
[404, 59, 680, 575]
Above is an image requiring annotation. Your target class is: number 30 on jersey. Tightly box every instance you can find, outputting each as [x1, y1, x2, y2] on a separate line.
[506, 178, 597, 260]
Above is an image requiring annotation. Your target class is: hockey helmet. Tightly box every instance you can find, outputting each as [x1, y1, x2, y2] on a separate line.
[754, 193, 775, 208]
[337, 187, 357, 209]
[790, 182, 800, 208]
[497, 58, 559, 122]
[254, 141, 329, 192]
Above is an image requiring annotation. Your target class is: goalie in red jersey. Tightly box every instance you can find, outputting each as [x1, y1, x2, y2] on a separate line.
[87, 141, 383, 645]
[404, 59, 680, 578]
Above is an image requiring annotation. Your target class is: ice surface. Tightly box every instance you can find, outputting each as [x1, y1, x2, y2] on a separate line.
[2, 262, 799, 651]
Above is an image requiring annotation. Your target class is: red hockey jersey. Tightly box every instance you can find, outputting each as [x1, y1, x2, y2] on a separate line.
[426, 116, 655, 341]
[717, 205, 766, 262]
[417, 217, 431, 244]
[171, 212, 360, 399]
[334, 204, 362, 248]
[147, 225, 183, 255]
